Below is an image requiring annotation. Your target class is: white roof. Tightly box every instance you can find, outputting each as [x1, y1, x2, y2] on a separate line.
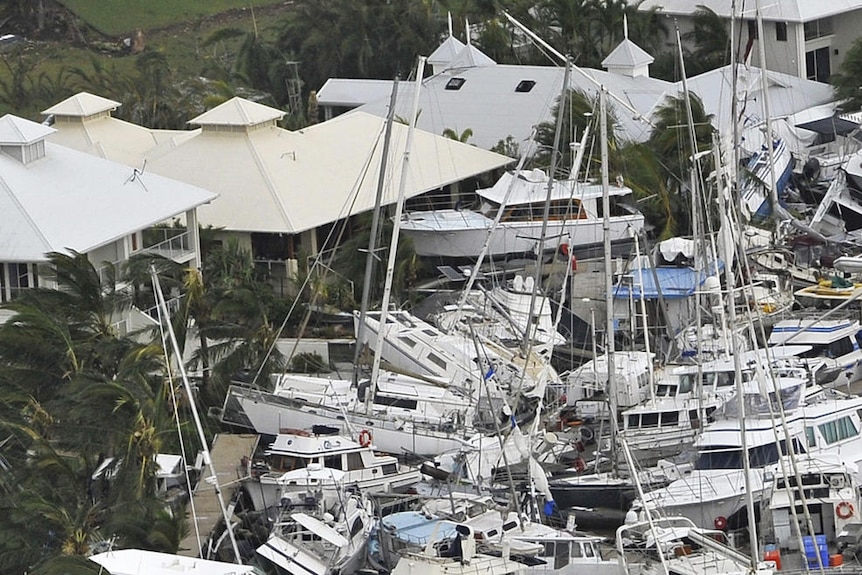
[44, 94, 192, 166]
[145, 106, 511, 234]
[344, 43, 833, 147]
[0, 114, 55, 144]
[0, 116, 217, 262]
[429, 35, 467, 68]
[317, 78, 394, 108]
[685, 64, 835, 143]
[89, 549, 256, 575]
[189, 96, 284, 126]
[602, 38, 654, 69]
[43, 91, 120, 116]
[637, 0, 862, 21]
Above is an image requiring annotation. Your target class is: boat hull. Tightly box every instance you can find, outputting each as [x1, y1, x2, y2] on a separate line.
[401, 209, 643, 259]
[221, 385, 469, 457]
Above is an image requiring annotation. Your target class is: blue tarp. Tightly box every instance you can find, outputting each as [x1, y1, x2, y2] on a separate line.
[613, 261, 725, 300]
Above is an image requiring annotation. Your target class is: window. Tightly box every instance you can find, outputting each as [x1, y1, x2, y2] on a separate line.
[346, 452, 363, 471]
[445, 77, 466, 90]
[515, 80, 536, 93]
[776, 22, 787, 42]
[806, 46, 831, 82]
[806, 426, 816, 447]
[323, 455, 343, 470]
[818, 416, 858, 444]
[660, 412, 679, 426]
[804, 18, 833, 41]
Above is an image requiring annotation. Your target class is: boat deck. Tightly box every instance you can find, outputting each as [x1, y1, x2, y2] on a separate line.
[177, 433, 259, 557]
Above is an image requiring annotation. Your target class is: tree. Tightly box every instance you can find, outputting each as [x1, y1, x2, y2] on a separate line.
[0, 252, 182, 571]
[832, 37, 862, 113]
[682, 6, 730, 76]
[646, 93, 716, 236]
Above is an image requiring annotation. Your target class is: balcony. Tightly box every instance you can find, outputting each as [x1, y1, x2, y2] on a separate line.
[97, 229, 196, 286]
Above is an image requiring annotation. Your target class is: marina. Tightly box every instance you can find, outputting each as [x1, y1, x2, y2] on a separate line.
[7, 2, 862, 574]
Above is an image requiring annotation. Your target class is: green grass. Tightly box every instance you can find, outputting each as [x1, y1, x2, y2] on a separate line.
[56, 0, 286, 36]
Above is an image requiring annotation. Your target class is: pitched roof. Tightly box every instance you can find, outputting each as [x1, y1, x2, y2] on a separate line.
[447, 44, 496, 70]
[429, 35, 467, 68]
[144, 110, 512, 234]
[0, 114, 55, 144]
[42, 92, 120, 117]
[317, 78, 394, 108]
[0, 116, 217, 262]
[189, 97, 284, 127]
[351, 63, 674, 147]
[602, 38, 654, 69]
[637, 0, 862, 22]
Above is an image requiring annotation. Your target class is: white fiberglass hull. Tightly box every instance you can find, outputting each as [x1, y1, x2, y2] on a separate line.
[401, 208, 643, 258]
[222, 385, 470, 457]
[638, 469, 764, 528]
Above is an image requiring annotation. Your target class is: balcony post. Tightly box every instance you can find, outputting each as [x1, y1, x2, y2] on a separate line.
[186, 208, 202, 272]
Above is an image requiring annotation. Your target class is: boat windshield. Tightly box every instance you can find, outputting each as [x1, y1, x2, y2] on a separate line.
[716, 382, 802, 418]
[696, 438, 802, 470]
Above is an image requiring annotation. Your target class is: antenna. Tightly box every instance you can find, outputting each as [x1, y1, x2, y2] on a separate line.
[125, 159, 149, 191]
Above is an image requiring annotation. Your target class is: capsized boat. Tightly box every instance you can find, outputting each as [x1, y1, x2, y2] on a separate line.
[400, 168, 644, 260]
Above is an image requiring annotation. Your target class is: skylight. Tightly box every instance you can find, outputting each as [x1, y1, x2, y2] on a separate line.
[515, 80, 536, 93]
[445, 77, 466, 91]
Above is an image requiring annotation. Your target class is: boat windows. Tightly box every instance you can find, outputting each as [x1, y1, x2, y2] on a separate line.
[346, 452, 364, 471]
[661, 412, 680, 426]
[427, 353, 449, 371]
[399, 336, 418, 348]
[818, 416, 858, 445]
[323, 455, 343, 470]
[805, 426, 816, 447]
[696, 440, 794, 470]
[382, 463, 397, 475]
[373, 395, 418, 410]
[515, 80, 536, 93]
[268, 455, 308, 472]
[541, 542, 571, 569]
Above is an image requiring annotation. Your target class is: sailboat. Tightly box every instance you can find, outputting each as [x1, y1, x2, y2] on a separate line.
[220, 57, 495, 458]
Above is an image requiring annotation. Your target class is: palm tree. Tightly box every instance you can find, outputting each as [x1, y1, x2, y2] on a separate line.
[0, 252, 193, 570]
[647, 93, 716, 236]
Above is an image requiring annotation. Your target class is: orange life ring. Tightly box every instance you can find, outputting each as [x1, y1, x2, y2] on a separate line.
[837, 501, 855, 520]
[714, 516, 727, 530]
[358, 429, 373, 448]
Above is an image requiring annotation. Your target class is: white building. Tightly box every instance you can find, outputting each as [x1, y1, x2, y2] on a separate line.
[0, 113, 216, 326]
[638, 0, 862, 83]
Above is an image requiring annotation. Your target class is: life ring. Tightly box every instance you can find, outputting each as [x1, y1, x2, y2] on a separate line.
[358, 429, 373, 448]
[837, 501, 855, 519]
[714, 516, 727, 530]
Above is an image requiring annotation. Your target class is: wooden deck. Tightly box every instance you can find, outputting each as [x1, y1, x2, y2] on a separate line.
[178, 433, 259, 558]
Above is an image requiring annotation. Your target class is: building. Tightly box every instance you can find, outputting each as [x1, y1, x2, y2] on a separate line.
[0, 114, 216, 326]
[638, 0, 862, 83]
[43, 94, 513, 293]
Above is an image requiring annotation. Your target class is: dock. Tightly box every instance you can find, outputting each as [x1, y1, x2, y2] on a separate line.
[178, 433, 259, 557]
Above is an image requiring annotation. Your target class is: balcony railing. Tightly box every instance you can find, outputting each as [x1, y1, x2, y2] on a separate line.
[96, 230, 195, 286]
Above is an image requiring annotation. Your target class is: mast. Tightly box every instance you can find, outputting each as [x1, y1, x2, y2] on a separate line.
[151, 268, 242, 564]
[600, 87, 618, 474]
[524, 58, 572, 353]
[353, 78, 399, 385]
[755, 0, 780, 228]
[367, 56, 425, 411]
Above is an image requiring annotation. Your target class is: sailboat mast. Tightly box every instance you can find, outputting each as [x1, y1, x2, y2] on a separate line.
[523, 59, 571, 353]
[600, 87, 618, 471]
[151, 269, 242, 564]
[353, 78, 399, 385]
[755, 0, 780, 225]
[367, 56, 426, 410]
